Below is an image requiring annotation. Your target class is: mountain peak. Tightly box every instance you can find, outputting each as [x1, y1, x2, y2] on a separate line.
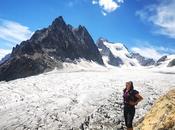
[97, 37, 109, 43]
[97, 38, 127, 50]
[78, 25, 85, 30]
[51, 16, 66, 28]
[97, 38, 155, 67]
[53, 16, 65, 23]
[0, 16, 103, 81]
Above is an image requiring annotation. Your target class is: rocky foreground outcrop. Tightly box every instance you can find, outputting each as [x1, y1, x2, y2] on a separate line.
[136, 89, 175, 130]
[0, 16, 104, 81]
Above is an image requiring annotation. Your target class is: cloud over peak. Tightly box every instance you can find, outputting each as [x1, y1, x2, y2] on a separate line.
[130, 40, 175, 60]
[92, 0, 124, 15]
[131, 47, 163, 60]
[0, 19, 32, 46]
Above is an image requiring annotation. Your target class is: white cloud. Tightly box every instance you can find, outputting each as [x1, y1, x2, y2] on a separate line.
[0, 48, 11, 60]
[92, 0, 124, 15]
[131, 47, 164, 60]
[136, 0, 175, 39]
[130, 39, 175, 60]
[0, 19, 32, 45]
[99, 0, 119, 13]
[92, 0, 98, 4]
[157, 46, 175, 54]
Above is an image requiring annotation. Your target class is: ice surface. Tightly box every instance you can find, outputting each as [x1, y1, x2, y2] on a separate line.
[0, 60, 175, 130]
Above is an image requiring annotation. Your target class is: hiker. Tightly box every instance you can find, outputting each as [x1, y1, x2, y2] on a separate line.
[123, 81, 143, 130]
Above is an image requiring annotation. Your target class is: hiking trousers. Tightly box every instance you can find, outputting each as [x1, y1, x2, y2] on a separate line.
[124, 105, 135, 128]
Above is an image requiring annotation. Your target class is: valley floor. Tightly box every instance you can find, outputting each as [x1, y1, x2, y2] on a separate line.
[0, 64, 175, 130]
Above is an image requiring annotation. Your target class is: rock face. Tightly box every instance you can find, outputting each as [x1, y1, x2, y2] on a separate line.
[168, 59, 175, 67]
[155, 55, 175, 67]
[155, 55, 167, 66]
[136, 89, 175, 130]
[0, 54, 11, 65]
[130, 53, 155, 66]
[97, 38, 155, 67]
[0, 16, 104, 81]
[97, 38, 123, 66]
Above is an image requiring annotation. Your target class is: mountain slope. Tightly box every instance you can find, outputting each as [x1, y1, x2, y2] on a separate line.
[97, 38, 155, 67]
[97, 38, 138, 67]
[156, 55, 175, 67]
[0, 16, 104, 81]
[130, 52, 155, 66]
[0, 53, 11, 65]
[97, 38, 124, 66]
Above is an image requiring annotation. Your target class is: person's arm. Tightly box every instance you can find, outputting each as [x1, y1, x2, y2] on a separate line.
[134, 94, 143, 105]
[129, 93, 143, 106]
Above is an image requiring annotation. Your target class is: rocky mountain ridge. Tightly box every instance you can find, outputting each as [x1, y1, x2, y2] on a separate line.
[0, 16, 104, 81]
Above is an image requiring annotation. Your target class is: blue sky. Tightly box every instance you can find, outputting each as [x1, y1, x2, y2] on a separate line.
[0, 0, 175, 60]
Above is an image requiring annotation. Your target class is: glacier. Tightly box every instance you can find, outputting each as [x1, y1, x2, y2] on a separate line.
[0, 60, 175, 130]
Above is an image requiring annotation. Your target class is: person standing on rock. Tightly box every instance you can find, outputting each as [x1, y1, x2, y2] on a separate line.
[123, 81, 143, 130]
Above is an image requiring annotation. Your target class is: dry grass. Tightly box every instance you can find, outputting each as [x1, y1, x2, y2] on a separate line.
[136, 89, 175, 130]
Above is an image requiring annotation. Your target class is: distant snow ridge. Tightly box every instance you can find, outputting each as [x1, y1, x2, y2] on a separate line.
[130, 52, 155, 66]
[97, 38, 155, 67]
[156, 55, 175, 67]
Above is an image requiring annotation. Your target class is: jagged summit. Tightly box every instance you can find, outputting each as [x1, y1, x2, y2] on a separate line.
[97, 38, 128, 50]
[52, 16, 65, 25]
[0, 16, 104, 81]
